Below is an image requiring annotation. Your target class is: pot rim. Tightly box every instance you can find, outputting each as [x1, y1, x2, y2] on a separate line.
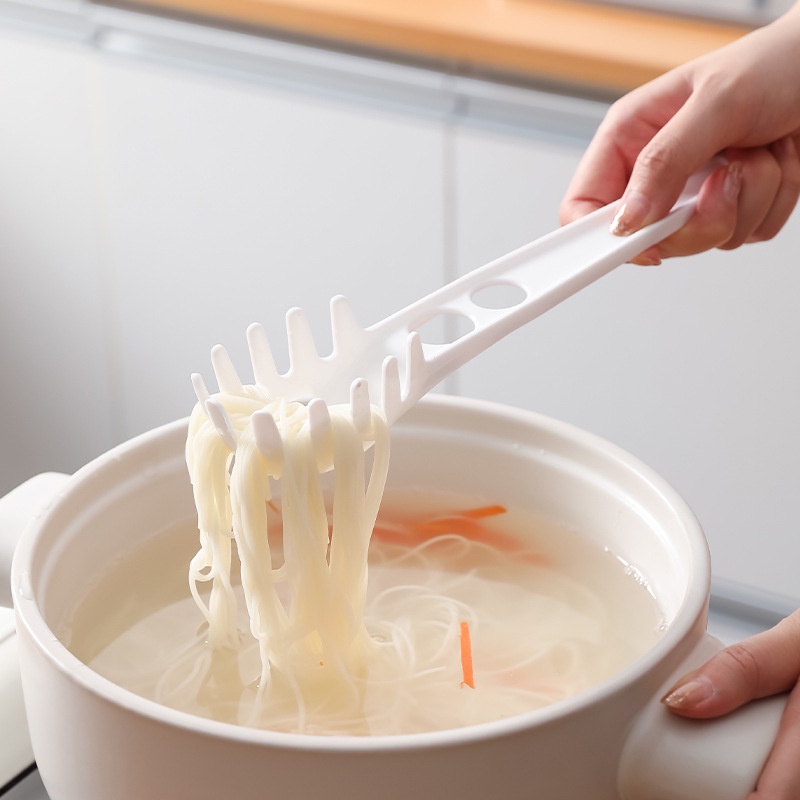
[11, 394, 710, 753]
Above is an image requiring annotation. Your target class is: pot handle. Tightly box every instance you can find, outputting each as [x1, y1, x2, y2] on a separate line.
[0, 473, 71, 608]
[618, 633, 787, 800]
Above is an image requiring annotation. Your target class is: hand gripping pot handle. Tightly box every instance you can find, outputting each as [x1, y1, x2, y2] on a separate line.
[0, 473, 71, 608]
[618, 634, 787, 800]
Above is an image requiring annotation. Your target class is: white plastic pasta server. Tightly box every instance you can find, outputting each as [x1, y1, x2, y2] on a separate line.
[194, 165, 715, 455]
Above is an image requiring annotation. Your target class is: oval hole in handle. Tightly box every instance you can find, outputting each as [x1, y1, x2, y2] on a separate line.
[470, 281, 527, 310]
[416, 312, 474, 346]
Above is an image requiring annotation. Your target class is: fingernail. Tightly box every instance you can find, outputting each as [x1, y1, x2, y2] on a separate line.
[610, 191, 651, 236]
[724, 161, 743, 203]
[661, 675, 716, 710]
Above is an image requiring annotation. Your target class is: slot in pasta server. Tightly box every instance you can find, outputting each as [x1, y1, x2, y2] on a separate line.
[194, 163, 717, 457]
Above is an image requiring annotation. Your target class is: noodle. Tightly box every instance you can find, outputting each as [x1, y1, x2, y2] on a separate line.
[75, 502, 664, 735]
[186, 387, 390, 717]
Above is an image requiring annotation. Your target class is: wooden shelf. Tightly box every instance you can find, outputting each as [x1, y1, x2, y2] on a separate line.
[119, 0, 752, 93]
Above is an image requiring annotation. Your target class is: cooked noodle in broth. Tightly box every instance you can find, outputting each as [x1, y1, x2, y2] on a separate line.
[66, 390, 665, 736]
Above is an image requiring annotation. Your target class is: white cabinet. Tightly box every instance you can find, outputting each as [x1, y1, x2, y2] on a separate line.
[452, 96, 800, 599]
[0, 29, 114, 491]
[0, 11, 450, 492]
[91, 21, 450, 438]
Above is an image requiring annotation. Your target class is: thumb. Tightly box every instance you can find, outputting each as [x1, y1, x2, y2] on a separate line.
[611, 94, 738, 237]
[662, 611, 800, 719]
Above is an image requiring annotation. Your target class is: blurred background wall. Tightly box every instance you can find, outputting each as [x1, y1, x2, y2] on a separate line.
[1, 1, 797, 600]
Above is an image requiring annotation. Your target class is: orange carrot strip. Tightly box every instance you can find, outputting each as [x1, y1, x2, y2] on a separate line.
[369, 503, 549, 561]
[459, 504, 507, 520]
[460, 621, 475, 689]
[412, 518, 483, 535]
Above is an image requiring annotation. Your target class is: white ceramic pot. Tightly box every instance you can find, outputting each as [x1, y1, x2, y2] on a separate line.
[0, 396, 786, 800]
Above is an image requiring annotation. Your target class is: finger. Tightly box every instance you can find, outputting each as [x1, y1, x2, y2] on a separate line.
[628, 161, 741, 264]
[748, 678, 800, 799]
[662, 611, 800, 719]
[560, 76, 690, 225]
[628, 246, 662, 267]
[559, 133, 634, 224]
[611, 87, 748, 236]
[654, 161, 742, 259]
[706, 146, 780, 250]
[633, 146, 790, 260]
[747, 135, 800, 244]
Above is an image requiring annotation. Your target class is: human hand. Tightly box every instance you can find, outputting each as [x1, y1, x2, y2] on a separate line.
[560, 5, 800, 264]
[662, 610, 800, 799]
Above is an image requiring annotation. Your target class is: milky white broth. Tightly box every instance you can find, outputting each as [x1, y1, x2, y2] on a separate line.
[65, 487, 664, 736]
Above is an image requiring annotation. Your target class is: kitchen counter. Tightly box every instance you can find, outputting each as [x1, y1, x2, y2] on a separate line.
[116, 0, 754, 93]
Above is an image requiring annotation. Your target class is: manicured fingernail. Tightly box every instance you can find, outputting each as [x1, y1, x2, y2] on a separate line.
[724, 161, 743, 203]
[661, 675, 716, 709]
[610, 191, 651, 236]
